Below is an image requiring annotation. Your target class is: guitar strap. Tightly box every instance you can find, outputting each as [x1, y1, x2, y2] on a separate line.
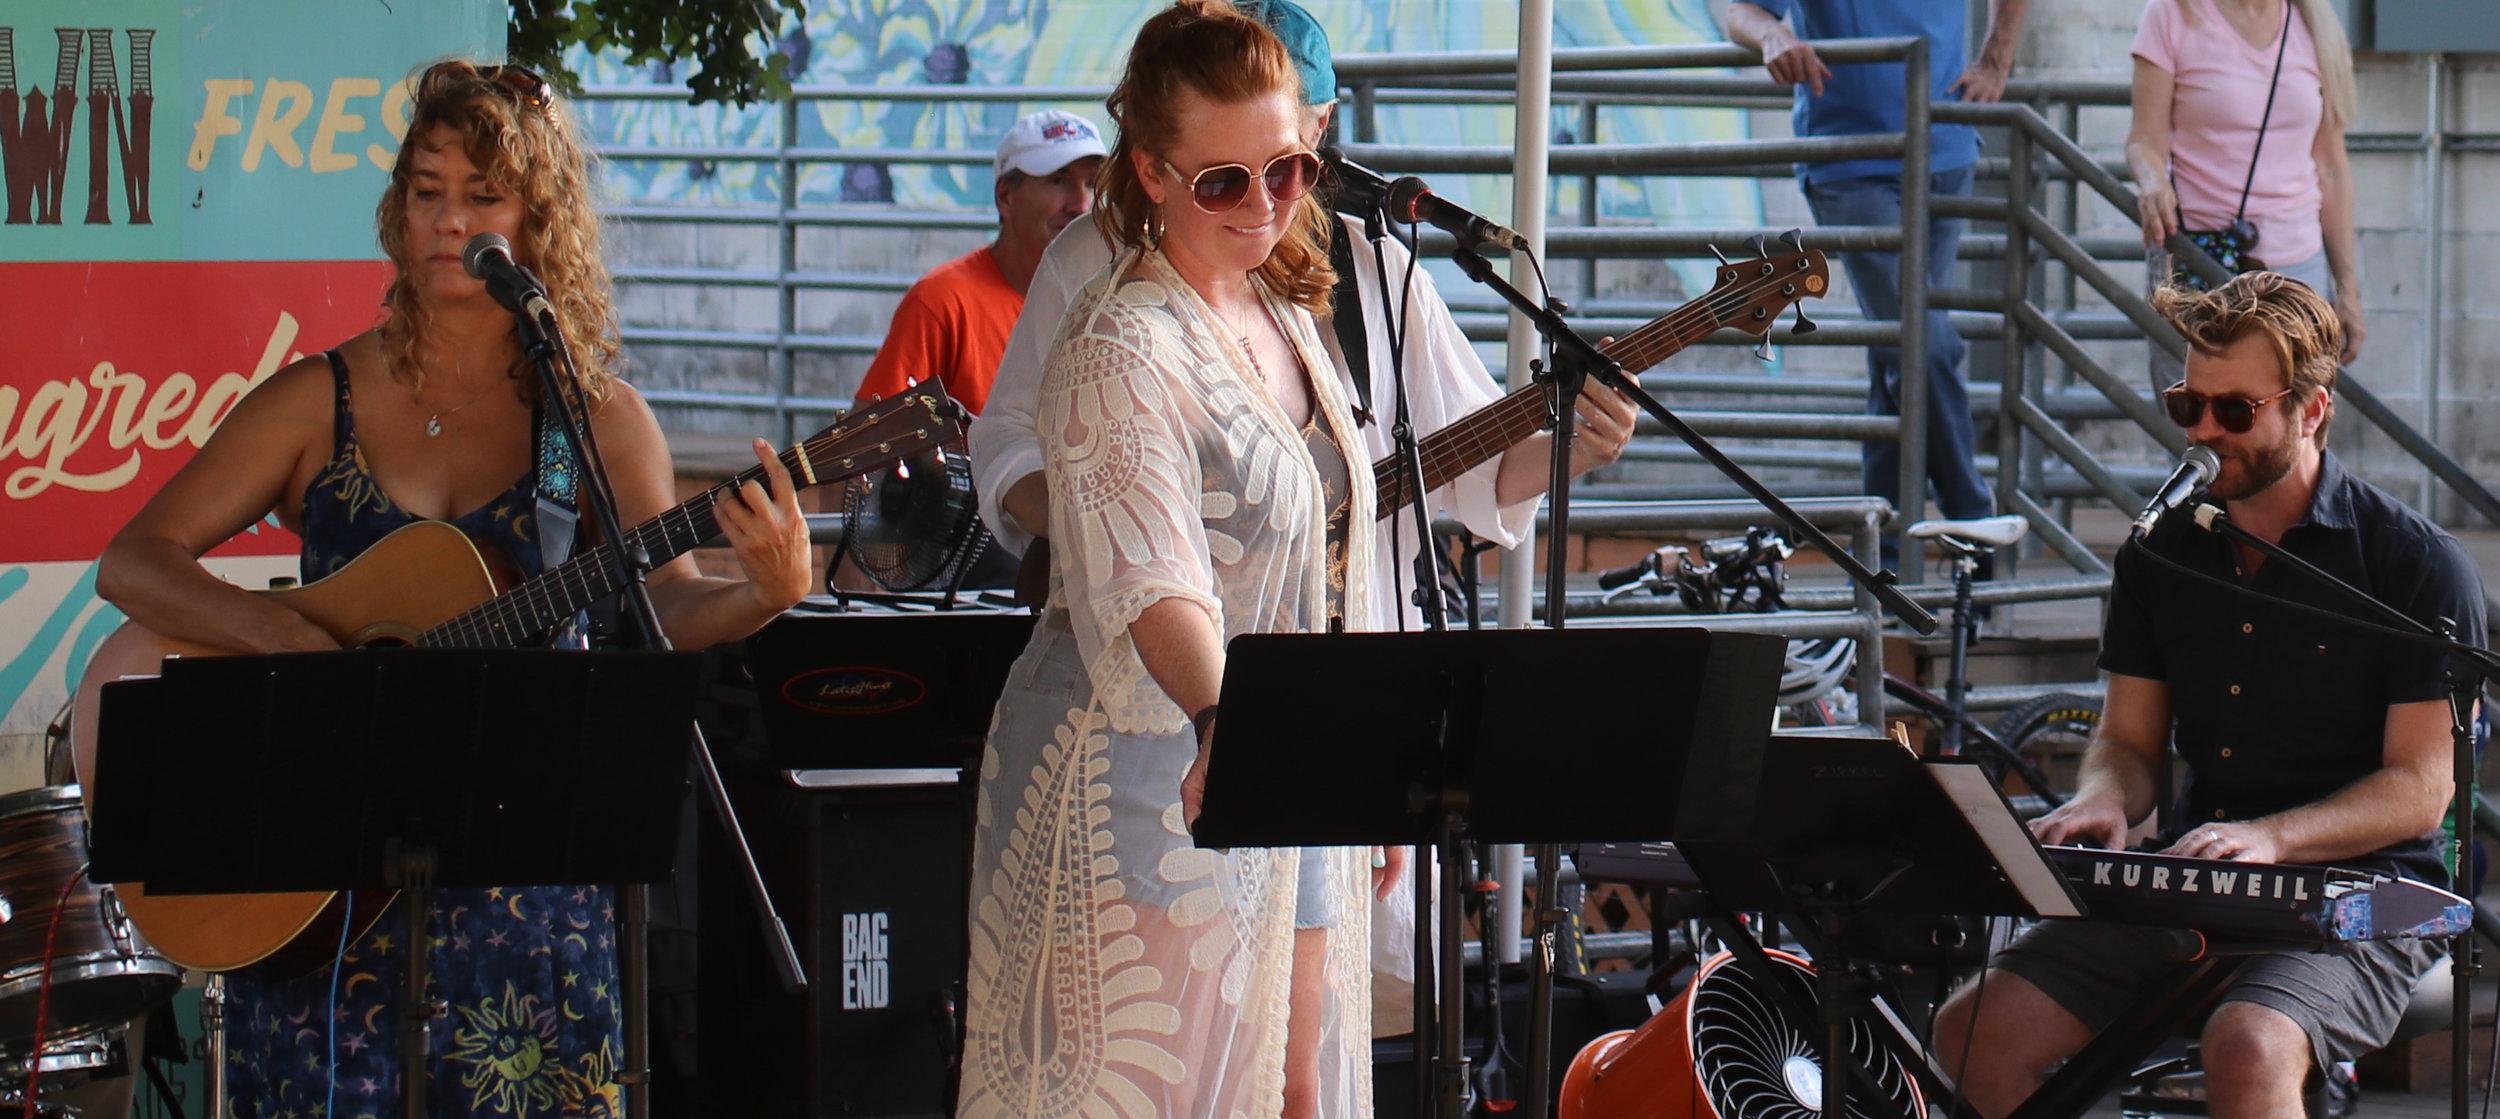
[532, 399, 590, 647]
[1326, 217, 1375, 428]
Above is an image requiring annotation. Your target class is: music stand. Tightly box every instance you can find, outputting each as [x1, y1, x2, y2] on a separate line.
[1194, 626, 1786, 1118]
[1674, 728, 2084, 1119]
[88, 647, 700, 1119]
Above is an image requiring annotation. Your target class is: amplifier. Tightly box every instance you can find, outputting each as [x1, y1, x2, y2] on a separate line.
[702, 771, 973, 1119]
[746, 609, 1036, 770]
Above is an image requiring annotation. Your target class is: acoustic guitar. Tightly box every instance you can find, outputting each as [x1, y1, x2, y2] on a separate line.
[68, 387, 968, 975]
[1016, 245, 1831, 605]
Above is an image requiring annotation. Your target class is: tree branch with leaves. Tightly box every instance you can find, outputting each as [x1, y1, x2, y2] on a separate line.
[508, 0, 808, 106]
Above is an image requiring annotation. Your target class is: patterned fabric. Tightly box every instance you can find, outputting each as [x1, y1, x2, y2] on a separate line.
[298, 351, 546, 585]
[1300, 412, 1351, 629]
[956, 247, 1375, 1119]
[232, 349, 623, 1119]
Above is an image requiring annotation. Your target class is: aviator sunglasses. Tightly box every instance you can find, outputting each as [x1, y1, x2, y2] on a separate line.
[1161, 151, 1322, 214]
[2161, 381, 2298, 434]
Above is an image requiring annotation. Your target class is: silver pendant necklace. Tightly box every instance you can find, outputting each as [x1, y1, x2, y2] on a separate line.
[420, 359, 494, 437]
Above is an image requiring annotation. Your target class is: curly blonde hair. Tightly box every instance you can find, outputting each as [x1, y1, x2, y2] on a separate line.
[375, 59, 620, 401]
[1093, 0, 1335, 313]
[2153, 271, 2343, 443]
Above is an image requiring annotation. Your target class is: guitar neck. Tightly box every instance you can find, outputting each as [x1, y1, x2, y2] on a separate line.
[418, 460, 778, 648]
[1371, 298, 1718, 520]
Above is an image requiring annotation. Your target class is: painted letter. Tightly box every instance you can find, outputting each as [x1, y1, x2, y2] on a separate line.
[308, 77, 378, 173]
[189, 79, 253, 170]
[241, 79, 313, 171]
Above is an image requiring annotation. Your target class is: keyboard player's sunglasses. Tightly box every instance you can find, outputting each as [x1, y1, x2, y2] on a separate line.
[2161, 382, 2298, 434]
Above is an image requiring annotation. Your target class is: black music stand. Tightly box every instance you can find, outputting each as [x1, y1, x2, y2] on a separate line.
[1194, 626, 1786, 1118]
[1676, 728, 2084, 1119]
[87, 647, 700, 1119]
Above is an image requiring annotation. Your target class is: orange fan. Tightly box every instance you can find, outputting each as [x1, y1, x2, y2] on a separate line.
[1559, 948, 1926, 1119]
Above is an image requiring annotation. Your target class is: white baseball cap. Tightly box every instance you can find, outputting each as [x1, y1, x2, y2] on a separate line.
[995, 110, 1108, 178]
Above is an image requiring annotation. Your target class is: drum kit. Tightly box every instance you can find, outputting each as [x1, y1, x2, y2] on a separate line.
[0, 785, 188, 1118]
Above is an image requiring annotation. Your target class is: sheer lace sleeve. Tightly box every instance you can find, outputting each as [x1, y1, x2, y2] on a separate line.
[1041, 274, 1222, 734]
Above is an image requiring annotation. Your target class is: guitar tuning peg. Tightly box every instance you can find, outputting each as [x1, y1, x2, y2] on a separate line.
[1708, 243, 1732, 266]
[1754, 336, 1775, 362]
[1780, 228, 1806, 252]
[1790, 308, 1818, 335]
[1744, 234, 1768, 259]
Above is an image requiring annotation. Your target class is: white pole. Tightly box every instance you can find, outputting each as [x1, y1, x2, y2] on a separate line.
[1493, 0, 1556, 969]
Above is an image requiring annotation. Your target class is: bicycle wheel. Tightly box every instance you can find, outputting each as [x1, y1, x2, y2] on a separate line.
[1988, 691, 2102, 801]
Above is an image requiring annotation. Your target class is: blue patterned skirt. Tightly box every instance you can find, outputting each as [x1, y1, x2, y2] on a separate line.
[223, 885, 623, 1119]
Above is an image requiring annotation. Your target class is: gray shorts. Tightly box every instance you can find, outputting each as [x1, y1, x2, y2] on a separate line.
[1991, 919, 2440, 1070]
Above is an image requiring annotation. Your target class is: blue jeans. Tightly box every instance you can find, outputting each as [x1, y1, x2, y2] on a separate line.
[1804, 166, 1993, 555]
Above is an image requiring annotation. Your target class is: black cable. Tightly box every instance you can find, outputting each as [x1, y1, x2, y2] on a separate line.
[1369, 215, 1415, 632]
[2123, 529, 2494, 662]
[1945, 936, 1993, 1119]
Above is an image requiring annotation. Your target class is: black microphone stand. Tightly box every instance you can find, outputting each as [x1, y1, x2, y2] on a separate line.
[1442, 237, 1939, 1119]
[1337, 194, 1480, 1118]
[506, 292, 809, 1119]
[2166, 504, 2498, 1119]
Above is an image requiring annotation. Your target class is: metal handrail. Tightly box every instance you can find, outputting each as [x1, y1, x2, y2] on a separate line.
[589, 41, 2490, 699]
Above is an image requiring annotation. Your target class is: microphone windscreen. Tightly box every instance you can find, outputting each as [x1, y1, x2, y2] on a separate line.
[461, 232, 513, 281]
[2184, 444, 2221, 483]
[1383, 176, 1429, 224]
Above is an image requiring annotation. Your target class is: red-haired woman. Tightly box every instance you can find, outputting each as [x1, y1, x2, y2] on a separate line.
[957, 3, 1374, 1117]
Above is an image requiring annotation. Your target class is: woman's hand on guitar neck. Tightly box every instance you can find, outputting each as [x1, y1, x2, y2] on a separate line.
[712, 437, 814, 618]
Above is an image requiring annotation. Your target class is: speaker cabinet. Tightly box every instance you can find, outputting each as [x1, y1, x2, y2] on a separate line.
[702, 771, 972, 1118]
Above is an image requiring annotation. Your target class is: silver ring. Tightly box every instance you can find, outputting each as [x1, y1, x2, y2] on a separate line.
[2203, 830, 2218, 842]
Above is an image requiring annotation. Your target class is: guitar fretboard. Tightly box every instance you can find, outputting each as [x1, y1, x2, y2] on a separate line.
[1370, 275, 1756, 519]
[412, 388, 961, 648]
[417, 464, 768, 649]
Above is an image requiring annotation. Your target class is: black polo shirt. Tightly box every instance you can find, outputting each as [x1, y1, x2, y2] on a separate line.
[2100, 450, 2486, 882]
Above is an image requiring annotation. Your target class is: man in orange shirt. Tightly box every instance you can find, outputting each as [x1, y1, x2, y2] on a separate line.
[851, 110, 1108, 413]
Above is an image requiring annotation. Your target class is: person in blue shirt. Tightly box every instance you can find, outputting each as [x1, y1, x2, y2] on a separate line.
[1721, 0, 2030, 571]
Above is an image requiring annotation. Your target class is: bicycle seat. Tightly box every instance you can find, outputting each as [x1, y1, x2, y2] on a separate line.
[1906, 514, 2029, 552]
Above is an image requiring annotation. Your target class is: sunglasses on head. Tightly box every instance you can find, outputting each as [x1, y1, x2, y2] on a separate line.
[418, 62, 556, 120]
[1161, 151, 1321, 214]
[2161, 381, 2298, 434]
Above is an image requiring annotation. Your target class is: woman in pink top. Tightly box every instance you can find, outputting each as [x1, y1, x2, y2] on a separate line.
[2128, 0, 2363, 363]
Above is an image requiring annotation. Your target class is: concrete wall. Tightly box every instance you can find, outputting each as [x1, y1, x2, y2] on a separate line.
[2010, 0, 2500, 525]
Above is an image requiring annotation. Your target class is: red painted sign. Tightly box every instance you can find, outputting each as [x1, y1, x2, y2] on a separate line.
[1, 259, 392, 562]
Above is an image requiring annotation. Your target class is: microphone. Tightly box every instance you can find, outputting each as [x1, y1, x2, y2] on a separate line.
[461, 233, 555, 319]
[1383, 175, 1531, 254]
[2130, 445, 2221, 538]
[1318, 146, 1392, 214]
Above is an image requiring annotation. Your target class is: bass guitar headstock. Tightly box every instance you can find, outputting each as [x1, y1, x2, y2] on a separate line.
[1704, 231, 1830, 354]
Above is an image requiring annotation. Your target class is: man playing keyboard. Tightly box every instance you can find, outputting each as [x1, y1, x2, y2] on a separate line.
[1932, 272, 2486, 1117]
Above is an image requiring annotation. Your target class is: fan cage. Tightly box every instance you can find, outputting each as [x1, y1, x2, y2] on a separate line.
[1688, 951, 1923, 1119]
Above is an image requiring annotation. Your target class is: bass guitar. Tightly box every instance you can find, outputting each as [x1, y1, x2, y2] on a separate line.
[1014, 244, 1830, 605]
[68, 387, 967, 975]
[1371, 245, 1829, 518]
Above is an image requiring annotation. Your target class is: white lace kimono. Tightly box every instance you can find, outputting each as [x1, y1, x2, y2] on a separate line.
[958, 247, 1377, 1119]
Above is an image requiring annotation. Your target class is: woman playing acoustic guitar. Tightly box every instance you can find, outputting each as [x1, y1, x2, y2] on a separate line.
[94, 59, 811, 1116]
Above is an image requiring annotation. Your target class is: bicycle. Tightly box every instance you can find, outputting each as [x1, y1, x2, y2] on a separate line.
[1597, 516, 2100, 812]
